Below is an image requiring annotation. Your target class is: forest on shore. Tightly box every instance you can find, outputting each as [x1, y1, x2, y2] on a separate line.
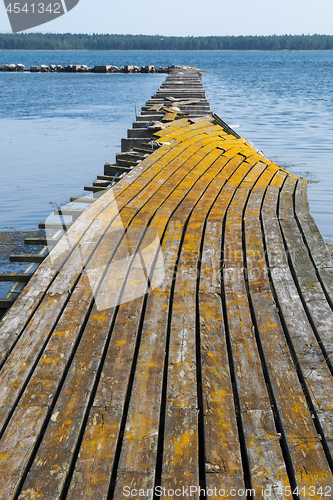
[1, 33, 333, 51]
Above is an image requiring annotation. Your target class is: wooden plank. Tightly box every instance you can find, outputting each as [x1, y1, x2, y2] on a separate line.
[245, 173, 333, 495]
[39, 222, 73, 229]
[0, 134, 215, 361]
[162, 107, 187, 114]
[0, 140, 230, 498]
[24, 238, 58, 246]
[54, 209, 84, 218]
[67, 145, 237, 500]
[0, 130, 221, 366]
[294, 179, 333, 302]
[92, 180, 112, 188]
[279, 179, 333, 354]
[104, 163, 132, 176]
[97, 174, 122, 181]
[0, 299, 15, 309]
[172, 100, 201, 106]
[162, 112, 178, 122]
[22, 143, 226, 498]
[161, 160, 252, 496]
[262, 181, 333, 486]
[9, 254, 46, 263]
[200, 182, 244, 491]
[294, 179, 333, 268]
[153, 120, 219, 142]
[84, 185, 108, 193]
[0, 274, 33, 283]
[148, 103, 164, 111]
[116, 157, 255, 500]
[277, 178, 333, 461]
[67, 150, 253, 498]
[179, 159, 252, 491]
[156, 116, 214, 137]
[223, 163, 291, 493]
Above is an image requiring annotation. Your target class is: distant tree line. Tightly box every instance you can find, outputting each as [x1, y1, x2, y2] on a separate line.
[1, 33, 333, 51]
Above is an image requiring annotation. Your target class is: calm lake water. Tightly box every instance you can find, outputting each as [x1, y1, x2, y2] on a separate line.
[0, 50, 332, 241]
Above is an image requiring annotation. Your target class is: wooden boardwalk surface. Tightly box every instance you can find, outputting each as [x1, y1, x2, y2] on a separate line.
[1, 67, 333, 499]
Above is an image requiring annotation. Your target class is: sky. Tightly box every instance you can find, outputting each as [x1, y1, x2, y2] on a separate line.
[1, 0, 333, 36]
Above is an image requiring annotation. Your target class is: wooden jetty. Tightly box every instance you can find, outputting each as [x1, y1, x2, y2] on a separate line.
[0, 66, 333, 499]
[0, 63, 169, 73]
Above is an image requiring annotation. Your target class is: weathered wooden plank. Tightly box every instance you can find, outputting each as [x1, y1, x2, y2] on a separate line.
[199, 174, 256, 493]
[0, 130, 223, 365]
[294, 179, 333, 268]
[104, 163, 132, 176]
[9, 254, 46, 263]
[4, 141, 230, 499]
[172, 100, 201, 106]
[161, 407, 199, 498]
[0, 273, 33, 283]
[162, 159, 270, 497]
[276, 178, 333, 462]
[148, 103, 164, 111]
[67, 147, 239, 500]
[84, 185, 107, 193]
[162, 167, 248, 496]
[245, 173, 333, 495]
[152, 116, 203, 135]
[279, 179, 333, 355]
[262, 181, 333, 482]
[24, 238, 58, 246]
[39, 222, 73, 229]
[2, 229, 153, 498]
[0, 299, 16, 309]
[294, 179, 333, 302]
[69, 148, 249, 496]
[223, 163, 291, 494]
[53, 209, 84, 218]
[162, 112, 178, 122]
[162, 107, 187, 115]
[0, 133, 210, 358]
